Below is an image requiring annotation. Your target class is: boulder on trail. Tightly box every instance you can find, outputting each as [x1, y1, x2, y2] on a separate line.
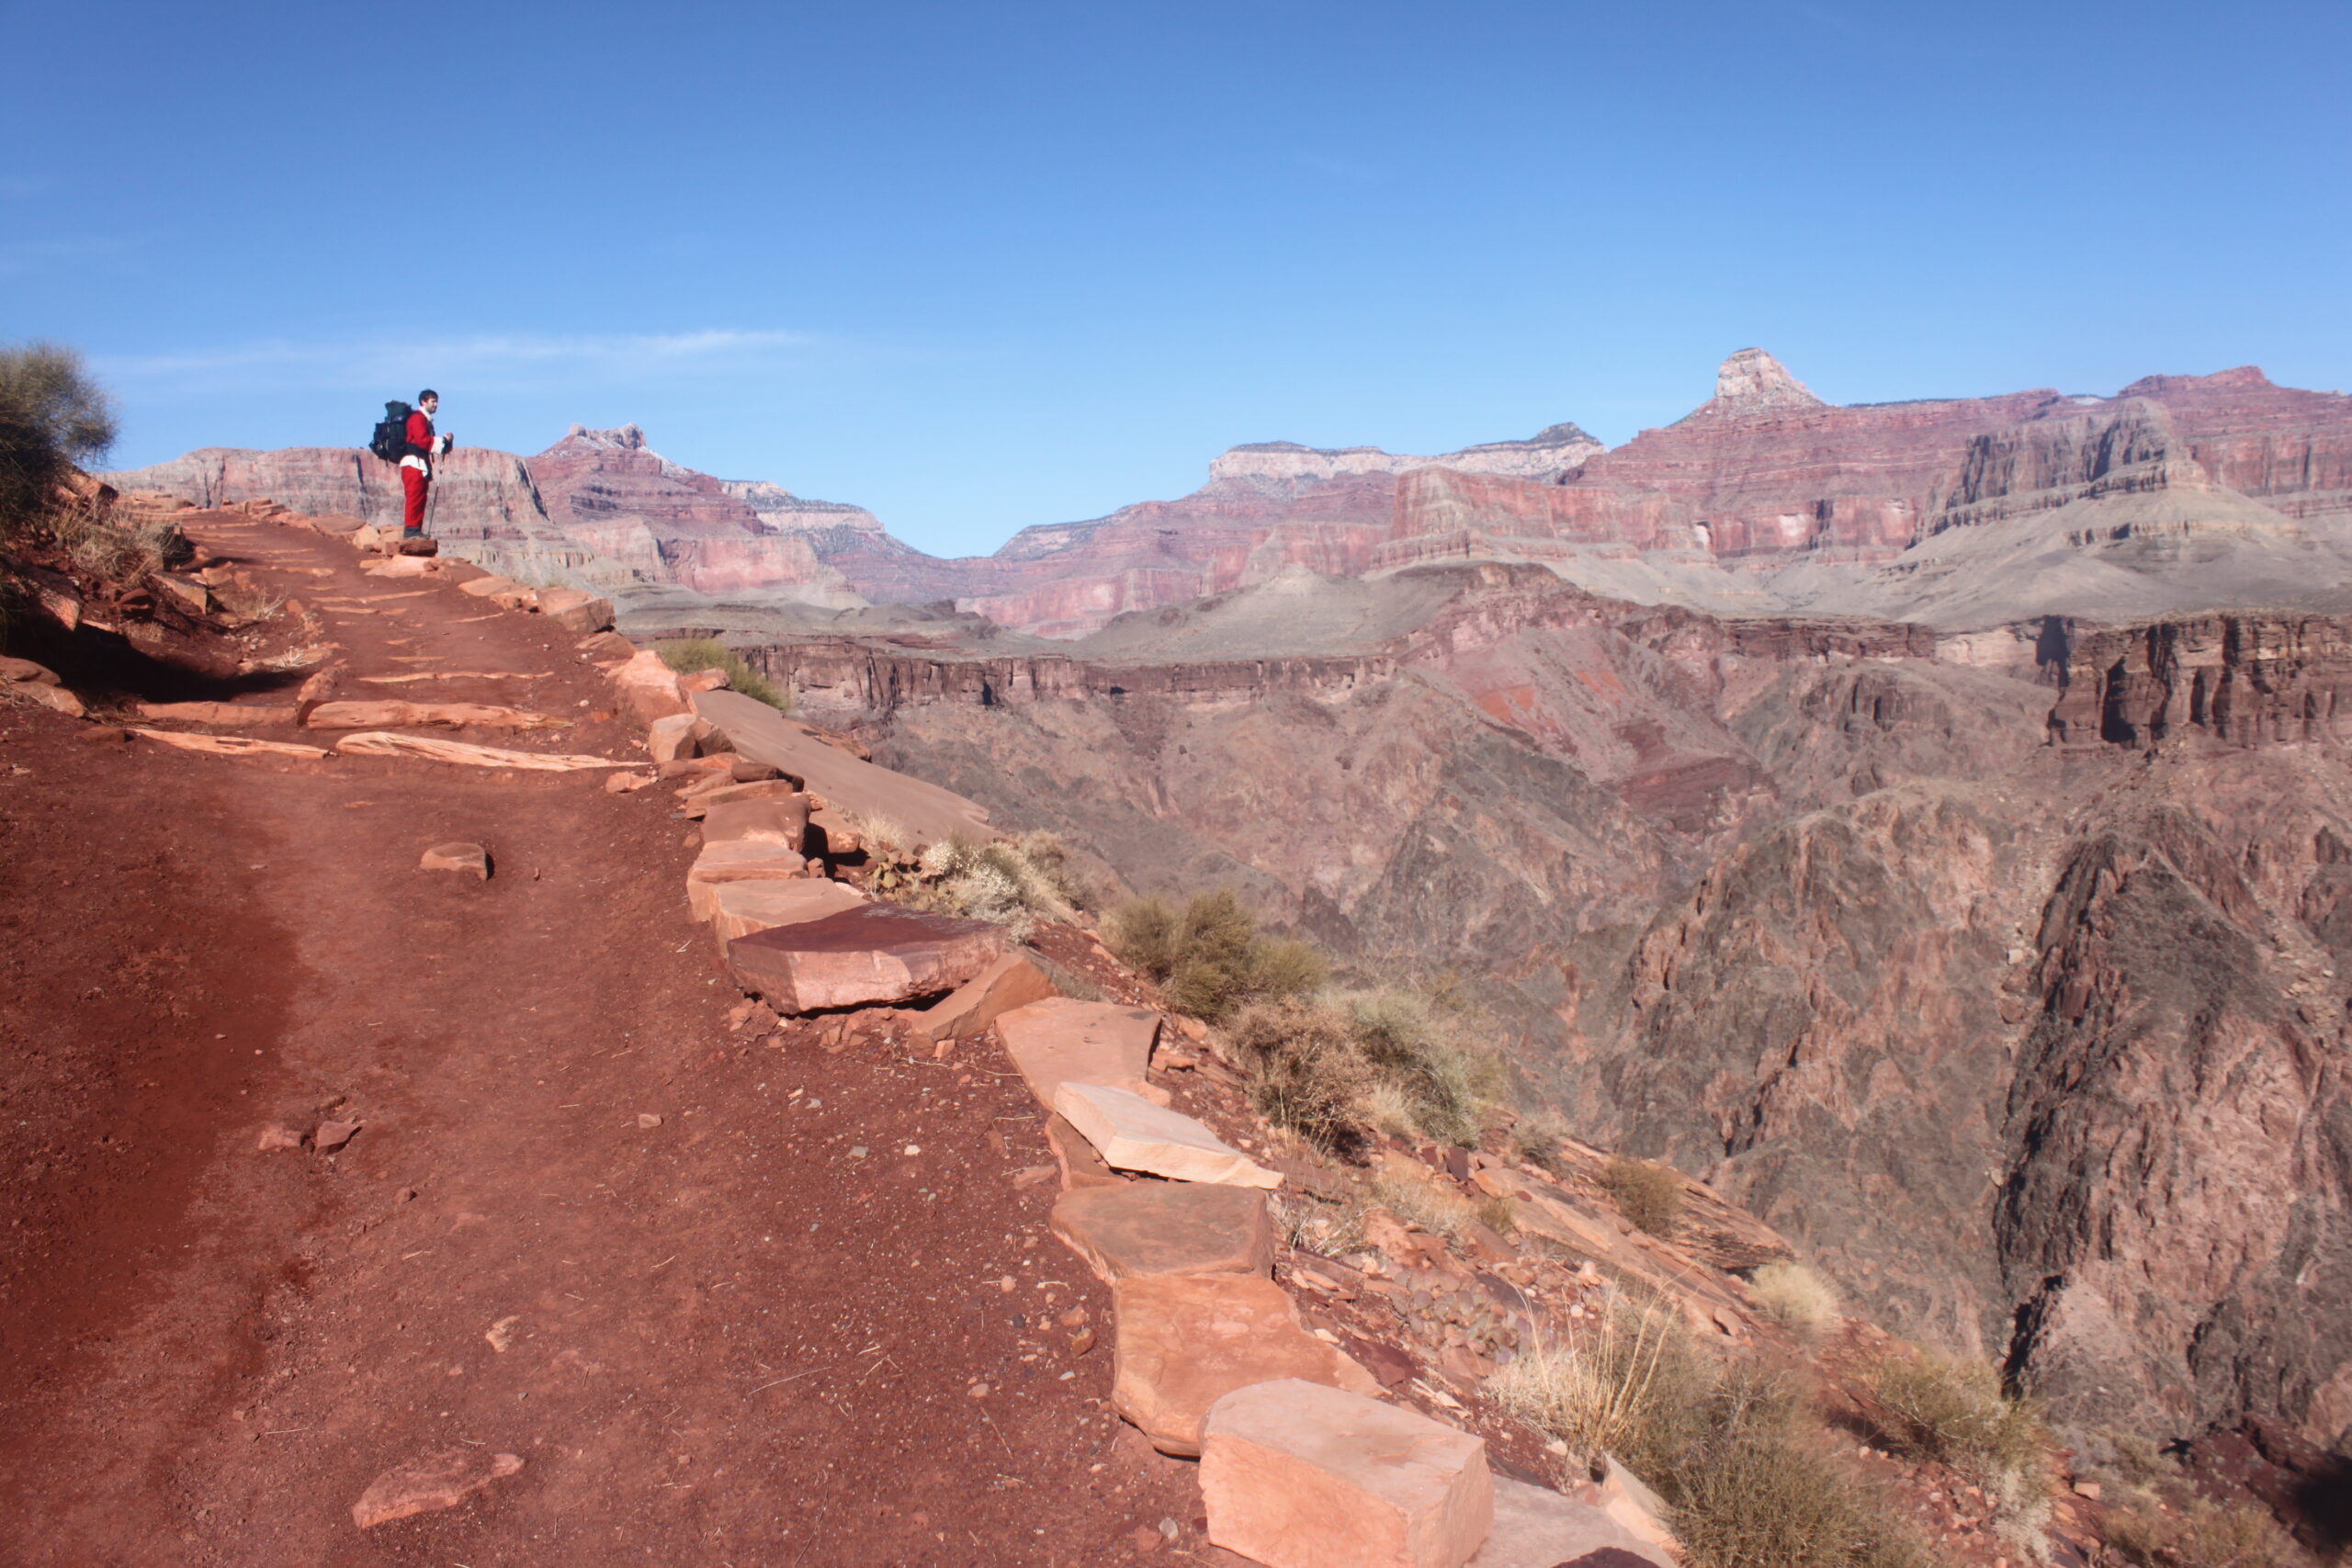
[349, 1447, 524, 1529]
[419, 841, 492, 879]
[612, 649, 690, 724]
[1051, 1180, 1272, 1284]
[535, 585, 614, 634]
[1468, 1476, 1674, 1568]
[10, 682, 85, 716]
[998, 998, 1161, 1110]
[684, 840, 809, 920]
[726, 902, 1009, 1014]
[647, 712, 707, 762]
[1052, 1081, 1282, 1190]
[1114, 1274, 1382, 1456]
[922, 952, 1057, 1043]
[707, 877, 868, 947]
[0, 655, 61, 684]
[1201, 1378, 1493, 1568]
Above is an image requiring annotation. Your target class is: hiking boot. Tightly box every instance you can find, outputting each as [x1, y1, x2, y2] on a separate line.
[396, 534, 440, 557]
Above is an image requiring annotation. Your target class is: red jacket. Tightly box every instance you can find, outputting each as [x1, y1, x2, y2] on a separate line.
[403, 409, 436, 461]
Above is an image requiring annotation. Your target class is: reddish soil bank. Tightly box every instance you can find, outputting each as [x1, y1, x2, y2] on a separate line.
[0, 514, 1216, 1566]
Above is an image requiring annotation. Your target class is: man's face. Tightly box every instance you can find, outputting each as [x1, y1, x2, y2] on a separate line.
[419, 395, 439, 415]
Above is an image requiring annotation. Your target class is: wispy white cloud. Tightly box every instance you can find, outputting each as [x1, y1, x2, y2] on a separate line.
[96, 328, 813, 393]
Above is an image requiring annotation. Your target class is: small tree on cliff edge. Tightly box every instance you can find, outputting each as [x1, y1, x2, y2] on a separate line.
[0, 343, 117, 531]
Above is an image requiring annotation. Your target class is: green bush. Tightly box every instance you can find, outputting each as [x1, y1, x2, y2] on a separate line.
[1861, 1348, 2052, 1556]
[0, 342, 115, 531]
[654, 637, 791, 713]
[1599, 1155, 1685, 1237]
[1104, 888, 1323, 1022]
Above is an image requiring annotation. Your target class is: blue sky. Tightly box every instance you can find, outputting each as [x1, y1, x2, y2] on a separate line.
[6, 0, 2347, 557]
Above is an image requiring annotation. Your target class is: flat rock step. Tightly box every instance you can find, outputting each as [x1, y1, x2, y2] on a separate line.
[998, 997, 1161, 1111]
[1051, 1180, 1272, 1284]
[1203, 1378, 1492, 1568]
[1113, 1273, 1378, 1456]
[1053, 1080, 1281, 1190]
[708, 879, 868, 947]
[727, 902, 1009, 1014]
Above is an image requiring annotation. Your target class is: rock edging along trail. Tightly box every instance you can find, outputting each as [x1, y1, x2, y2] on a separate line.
[286, 505, 1679, 1567]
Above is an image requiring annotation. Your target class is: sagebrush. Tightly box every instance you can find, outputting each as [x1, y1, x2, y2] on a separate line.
[1748, 1260, 1841, 1337]
[1598, 1155, 1684, 1237]
[856, 823, 1085, 940]
[0, 342, 115, 531]
[1105, 889, 1324, 1021]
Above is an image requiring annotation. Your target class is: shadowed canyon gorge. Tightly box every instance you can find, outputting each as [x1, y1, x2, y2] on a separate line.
[107, 351, 2352, 1469]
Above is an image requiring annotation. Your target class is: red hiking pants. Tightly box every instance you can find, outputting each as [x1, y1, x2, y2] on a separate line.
[400, 464, 430, 532]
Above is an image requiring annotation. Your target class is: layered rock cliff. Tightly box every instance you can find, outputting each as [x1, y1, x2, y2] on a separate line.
[105, 354, 2352, 637]
[737, 567, 2352, 1459]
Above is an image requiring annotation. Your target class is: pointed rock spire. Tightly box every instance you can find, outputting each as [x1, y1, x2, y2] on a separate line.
[1712, 348, 1824, 412]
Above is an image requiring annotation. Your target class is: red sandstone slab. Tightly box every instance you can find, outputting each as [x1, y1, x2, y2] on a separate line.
[996, 998, 1161, 1110]
[1114, 1275, 1381, 1456]
[1052, 1180, 1272, 1285]
[708, 879, 867, 947]
[1202, 1377, 1493, 1568]
[1469, 1476, 1672, 1568]
[727, 903, 1009, 1014]
[685, 840, 808, 920]
[703, 796, 809, 851]
[1053, 1080, 1281, 1189]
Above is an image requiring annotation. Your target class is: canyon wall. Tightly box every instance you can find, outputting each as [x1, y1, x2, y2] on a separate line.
[755, 570, 2352, 1455]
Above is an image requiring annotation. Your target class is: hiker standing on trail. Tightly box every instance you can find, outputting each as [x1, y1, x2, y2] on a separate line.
[399, 389, 453, 540]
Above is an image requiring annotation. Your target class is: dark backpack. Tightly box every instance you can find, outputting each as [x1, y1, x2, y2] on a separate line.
[368, 400, 413, 463]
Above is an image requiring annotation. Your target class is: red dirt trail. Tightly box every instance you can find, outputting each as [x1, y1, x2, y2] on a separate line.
[0, 514, 1215, 1565]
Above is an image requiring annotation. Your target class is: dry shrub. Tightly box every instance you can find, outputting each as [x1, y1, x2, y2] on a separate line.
[856, 823, 1083, 940]
[1862, 1348, 2052, 1557]
[1369, 1168, 1479, 1241]
[1227, 999, 1370, 1151]
[1105, 888, 1323, 1022]
[1863, 1348, 2044, 1482]
[1271, 1191, 1366, 1258]
[1512, 1107, 1576, 1175]
[654, 637, 791, 712]
[2105, 1496, 2310, 1568]
[1476, 1193, 1519, 1237]
[1495, 1309, 1931, 1568]
[1599, 1155, 1685, 1237]
[1748, 1260, 1842, 1337]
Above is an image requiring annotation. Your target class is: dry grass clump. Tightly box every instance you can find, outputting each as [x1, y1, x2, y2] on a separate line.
[1369, 1168, 1480, 1241]
[1492, 1304, 1929, 1568]
[1336, 987, 1505, 1147]
[654, 637, 792, 712]
[1598, 1155, 1685, 1237]
[1861, 1348, 2052, 1558]
[1106, 889, 1325, 1023]
[1748, 1260, 1842, 1337]
[855, 824, 1085, 941]
[2104, 1495, 2310, 1568]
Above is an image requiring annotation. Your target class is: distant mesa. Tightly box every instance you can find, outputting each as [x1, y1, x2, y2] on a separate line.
[98, 348, 2352, 639]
